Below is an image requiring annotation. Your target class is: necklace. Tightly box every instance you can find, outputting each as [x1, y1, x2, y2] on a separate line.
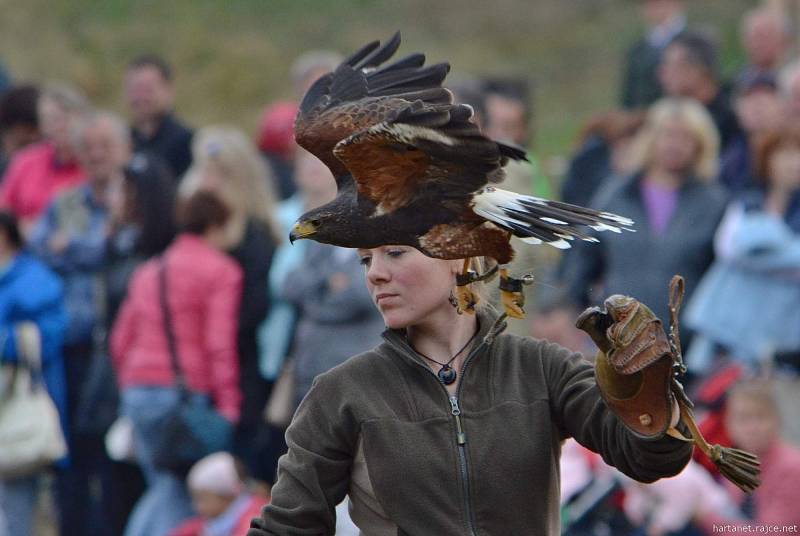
[410, 329, 479, 386]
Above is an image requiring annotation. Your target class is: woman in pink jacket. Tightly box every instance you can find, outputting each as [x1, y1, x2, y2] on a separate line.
[111, 191, 243, 536]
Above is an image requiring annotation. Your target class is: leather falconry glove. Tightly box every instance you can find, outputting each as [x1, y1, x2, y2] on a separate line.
[575, 275, 761, 494]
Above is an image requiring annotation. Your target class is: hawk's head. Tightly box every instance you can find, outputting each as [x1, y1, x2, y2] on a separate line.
[289, 206, 340, 245]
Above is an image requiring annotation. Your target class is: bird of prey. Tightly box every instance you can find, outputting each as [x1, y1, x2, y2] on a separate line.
[289, 32, 633, 319]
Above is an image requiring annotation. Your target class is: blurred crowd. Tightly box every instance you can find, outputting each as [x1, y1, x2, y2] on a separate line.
[0, 0, 799, 535]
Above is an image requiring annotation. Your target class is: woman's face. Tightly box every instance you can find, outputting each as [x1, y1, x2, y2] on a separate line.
[768, 143, 800, 192]
[38, 97, 73, 150]
[650, 118, 699, 176]
[725, 395, 779, 456]
[357, 246, 459, 329]
[196, 161, 226, 193]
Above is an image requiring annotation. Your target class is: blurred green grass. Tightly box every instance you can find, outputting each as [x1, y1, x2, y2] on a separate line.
[0, 0, 755, 165]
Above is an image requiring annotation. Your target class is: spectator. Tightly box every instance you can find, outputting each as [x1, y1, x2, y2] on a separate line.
[107, 155, 177, 321]
[168, 452, 266, 536]
[256, 101, 298, 200]
[718, 72, 785, 195]
[103, 154, 177, 535]
[110, 191, 243, 536]
[621, 0, 687, 109]
[482, 76, 551, 198]
[283, 236, 385, 407]
[658, 31, 741, 150]
[257, 147, 327, 389]
[0, 85, 41, 177]
[685, 125, 800, 374]
[0, 84, 88, 232]
[737, 7, 792, 81]
[254, 50, 340, 203]
[28, 110, 130, 536]
[696, 380, 800, 530]
[561, 109, 646, 208]
[561, 98, 727, 329]
[180, 126, 279, 489]
[0, 211, 66, 536]
[125, 54, 193, 179]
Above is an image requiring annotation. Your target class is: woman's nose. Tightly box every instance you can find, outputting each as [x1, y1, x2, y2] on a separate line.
[366, 256, 390, 284]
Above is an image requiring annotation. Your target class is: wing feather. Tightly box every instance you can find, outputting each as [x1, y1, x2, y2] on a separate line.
[333, 105, 527, 214]
[294, 33, 455, 182]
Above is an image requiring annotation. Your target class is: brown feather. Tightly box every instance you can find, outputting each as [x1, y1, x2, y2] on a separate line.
[419, 221, 514, 263]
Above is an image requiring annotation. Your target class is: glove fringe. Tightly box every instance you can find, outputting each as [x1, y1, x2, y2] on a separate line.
[711, 445, 761, 494]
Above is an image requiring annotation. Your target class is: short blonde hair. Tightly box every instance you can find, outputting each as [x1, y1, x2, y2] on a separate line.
[627, 98, 720, 182]
[182, 126, 280, 242]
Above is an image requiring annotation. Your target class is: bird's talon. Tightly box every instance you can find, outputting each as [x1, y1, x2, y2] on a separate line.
[501, 290, 526, 319]
[454, 285, 479, 315]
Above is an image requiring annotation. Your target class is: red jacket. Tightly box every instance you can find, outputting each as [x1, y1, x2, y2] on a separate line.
[168, 494, 266, 536]
[111, 234, 243, 422]
[0, 142, 84, 221]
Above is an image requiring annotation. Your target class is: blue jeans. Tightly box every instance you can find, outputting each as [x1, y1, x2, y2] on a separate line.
[0, 474, 39, 536]
[121, 386, 205, 536]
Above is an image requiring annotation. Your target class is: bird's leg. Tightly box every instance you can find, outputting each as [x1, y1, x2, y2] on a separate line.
[499, 267, 531, 320]
[453, 258, 479, 315]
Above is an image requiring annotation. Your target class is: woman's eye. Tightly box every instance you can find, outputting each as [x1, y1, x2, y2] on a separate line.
[359, 256, 372, 267]
[387, 249, 405, 258]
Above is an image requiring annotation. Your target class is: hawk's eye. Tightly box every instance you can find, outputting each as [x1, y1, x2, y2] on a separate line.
[310, 219, 321, 227]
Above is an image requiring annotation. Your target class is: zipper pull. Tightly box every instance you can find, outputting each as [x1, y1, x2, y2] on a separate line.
[449, 396, 461, 416]
[449, 396, 466, 445]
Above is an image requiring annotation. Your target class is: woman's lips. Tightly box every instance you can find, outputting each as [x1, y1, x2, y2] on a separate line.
[375, 293, 399, 304]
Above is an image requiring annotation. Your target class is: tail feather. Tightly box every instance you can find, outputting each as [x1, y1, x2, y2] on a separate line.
[472, 187, 633, 249]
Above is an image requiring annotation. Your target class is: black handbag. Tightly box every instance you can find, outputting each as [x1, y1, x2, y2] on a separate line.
[151, 256, 232, 476]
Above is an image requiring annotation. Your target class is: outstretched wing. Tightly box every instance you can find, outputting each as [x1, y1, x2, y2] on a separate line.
[333, 103, 527, 214]
[295, 32, 453, 182]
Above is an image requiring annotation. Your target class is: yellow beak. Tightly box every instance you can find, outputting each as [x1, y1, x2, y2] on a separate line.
[289, 221, 317, 244]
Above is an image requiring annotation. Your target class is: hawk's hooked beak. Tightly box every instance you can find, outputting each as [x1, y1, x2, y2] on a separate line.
[289, 220, 318, 244]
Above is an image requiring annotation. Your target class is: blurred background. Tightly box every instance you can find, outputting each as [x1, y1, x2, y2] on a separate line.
[1, 1, 799, 535]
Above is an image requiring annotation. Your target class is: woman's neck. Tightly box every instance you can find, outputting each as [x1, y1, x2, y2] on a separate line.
[407, 305, 478, 373]
[643, 167, 683, 189]
[764, 186, 794, 217]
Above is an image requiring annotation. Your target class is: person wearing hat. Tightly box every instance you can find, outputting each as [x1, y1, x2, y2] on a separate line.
[169, 452, 266, 536]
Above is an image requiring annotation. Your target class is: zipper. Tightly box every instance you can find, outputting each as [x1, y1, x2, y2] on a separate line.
[449, 395, 477, 536]
[384, 324, 501, 536]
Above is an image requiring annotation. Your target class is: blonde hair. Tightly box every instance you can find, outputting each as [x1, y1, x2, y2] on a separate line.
[627, 98, 720, 182]
[181, 126, 280, 243]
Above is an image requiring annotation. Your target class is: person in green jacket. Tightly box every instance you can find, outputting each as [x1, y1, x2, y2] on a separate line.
[248, 246, 693, 536]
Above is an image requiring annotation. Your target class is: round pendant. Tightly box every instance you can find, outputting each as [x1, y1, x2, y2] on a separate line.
[437, 365, 457, 385]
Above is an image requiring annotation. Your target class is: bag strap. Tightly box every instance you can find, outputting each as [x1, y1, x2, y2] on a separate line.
[158, 256, 187, 394]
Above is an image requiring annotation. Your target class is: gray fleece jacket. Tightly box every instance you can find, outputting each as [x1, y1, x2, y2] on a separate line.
[248, 309, 692, 536]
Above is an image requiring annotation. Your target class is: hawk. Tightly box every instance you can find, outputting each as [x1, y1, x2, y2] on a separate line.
[289, 33, 632, 318]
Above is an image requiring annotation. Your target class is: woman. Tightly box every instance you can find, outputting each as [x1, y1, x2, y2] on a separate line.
[685, 125, 800, 374]
[93, 154, 177, 535]
[181, 127, 279, 487]
[0, 211, 65, 536]
[561, 97, 728, 327]
[0, 84, 89, 232]
[248, 243, 694, 535]
[111, 191, 242, 536]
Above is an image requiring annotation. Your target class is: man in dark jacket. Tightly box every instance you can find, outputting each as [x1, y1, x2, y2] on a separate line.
[124, 54, 193, 180]
[658, 31, 741, 151]
[621, 0, 687, 109]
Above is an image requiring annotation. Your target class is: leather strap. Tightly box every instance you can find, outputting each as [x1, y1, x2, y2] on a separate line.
[158, 256, 188, 395]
